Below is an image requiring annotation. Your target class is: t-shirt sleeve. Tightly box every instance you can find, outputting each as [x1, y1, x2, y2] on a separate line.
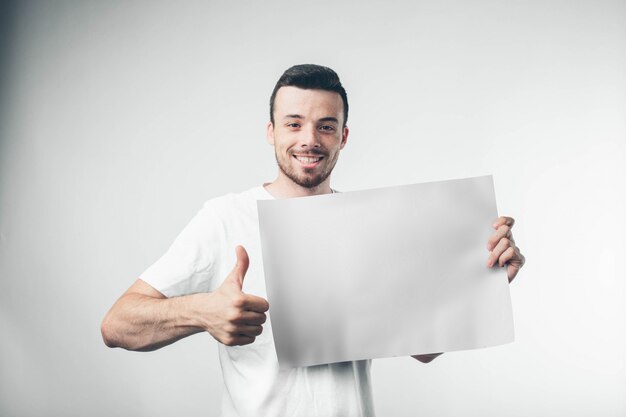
[139, 201, 224, 298]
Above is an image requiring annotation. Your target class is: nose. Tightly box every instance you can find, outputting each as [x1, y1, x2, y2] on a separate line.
[298, 124, 320, 148]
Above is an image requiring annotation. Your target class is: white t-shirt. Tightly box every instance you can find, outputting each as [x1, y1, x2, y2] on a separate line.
[140, 186, 375, 417]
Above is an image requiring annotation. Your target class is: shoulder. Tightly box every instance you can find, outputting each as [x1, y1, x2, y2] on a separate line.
[199, 186, 271, 218]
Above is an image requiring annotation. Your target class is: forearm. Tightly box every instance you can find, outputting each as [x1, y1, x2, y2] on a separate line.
[101, 292, 206, 351]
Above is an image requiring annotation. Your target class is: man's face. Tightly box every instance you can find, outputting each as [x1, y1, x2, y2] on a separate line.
[267, 86, 349, 189]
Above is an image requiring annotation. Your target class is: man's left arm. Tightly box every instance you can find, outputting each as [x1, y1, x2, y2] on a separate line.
[412, 215, 526, 364]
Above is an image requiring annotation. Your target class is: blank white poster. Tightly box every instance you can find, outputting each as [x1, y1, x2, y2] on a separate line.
[258, 175, 514, 368]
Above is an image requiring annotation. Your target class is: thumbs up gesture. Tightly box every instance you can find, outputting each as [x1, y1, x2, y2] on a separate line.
[204, 246, 270, 346]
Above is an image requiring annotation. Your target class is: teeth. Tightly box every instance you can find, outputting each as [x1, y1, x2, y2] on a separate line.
[295, 156, 322, 164]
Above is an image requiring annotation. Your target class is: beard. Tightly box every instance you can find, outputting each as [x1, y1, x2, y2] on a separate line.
[274, 148, 340, 189]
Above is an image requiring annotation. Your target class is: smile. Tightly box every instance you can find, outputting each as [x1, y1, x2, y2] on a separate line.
[293, 154, 324, 167]
[294, 155, 323, 163]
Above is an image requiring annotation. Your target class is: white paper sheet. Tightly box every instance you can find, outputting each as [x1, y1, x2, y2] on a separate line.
[258, 175, 514, 368]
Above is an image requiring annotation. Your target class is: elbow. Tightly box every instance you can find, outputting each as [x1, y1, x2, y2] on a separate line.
[100, 312, 151, 351]
[100, 315, 120, 348]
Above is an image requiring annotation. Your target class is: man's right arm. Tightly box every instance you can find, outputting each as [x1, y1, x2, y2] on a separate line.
[100, 246, 269, 351]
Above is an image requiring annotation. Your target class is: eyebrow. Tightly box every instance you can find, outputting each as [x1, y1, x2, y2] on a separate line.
[283, 115, 339, 124]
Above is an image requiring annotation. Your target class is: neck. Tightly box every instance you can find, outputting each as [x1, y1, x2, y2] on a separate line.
[264, 173, 332, 199]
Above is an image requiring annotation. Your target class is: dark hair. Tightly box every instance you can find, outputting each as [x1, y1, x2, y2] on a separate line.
[269, 64, 349, 127]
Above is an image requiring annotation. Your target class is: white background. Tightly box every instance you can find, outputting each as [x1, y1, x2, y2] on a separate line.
[1, 1, 624, 416]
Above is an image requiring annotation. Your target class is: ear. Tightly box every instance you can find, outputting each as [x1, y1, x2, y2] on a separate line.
[266, 121, 275, 146]
[340, 125, 349, 150]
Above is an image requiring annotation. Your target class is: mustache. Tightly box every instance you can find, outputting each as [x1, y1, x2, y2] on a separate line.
[289, 149, 328, 157]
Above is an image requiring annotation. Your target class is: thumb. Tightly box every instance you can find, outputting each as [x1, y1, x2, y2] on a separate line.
[226, 245, 249, 289]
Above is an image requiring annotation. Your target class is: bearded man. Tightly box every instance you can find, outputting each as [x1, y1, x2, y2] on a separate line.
[101, 64, 525, 417]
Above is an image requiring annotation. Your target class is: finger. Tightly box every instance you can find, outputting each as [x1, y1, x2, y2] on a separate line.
[487, 237, 513, 267]
[486, 225, 511, 250]
[232, 311, 267, 325]
[234, 324, 264, 337]
[507, 252, 525, 283]
[498, 246, 517, 267]
[241, 294, 270, 313]
[222, 246, 250, 291]
[492, 216, 515, 229]
[232, 245, 250, 288]
[224, 335, 256, 346]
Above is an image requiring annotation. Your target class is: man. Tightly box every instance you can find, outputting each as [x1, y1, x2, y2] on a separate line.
[101, 64, 525, 416]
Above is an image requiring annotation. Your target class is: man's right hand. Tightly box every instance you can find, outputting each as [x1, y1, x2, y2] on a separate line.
[101, 245, 269, 351]
[201, 245, 270, 346]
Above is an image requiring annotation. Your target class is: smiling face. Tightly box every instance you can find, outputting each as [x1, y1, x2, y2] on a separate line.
[267, 86, 349, 194]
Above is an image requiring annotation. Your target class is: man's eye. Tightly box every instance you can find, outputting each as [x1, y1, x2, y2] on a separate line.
[319, 125, 336, 132]
[287, 123, 300, 128]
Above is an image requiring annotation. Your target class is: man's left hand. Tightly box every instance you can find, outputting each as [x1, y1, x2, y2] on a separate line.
[486, 216, 525, 282]
[413, 216, 525, 364]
